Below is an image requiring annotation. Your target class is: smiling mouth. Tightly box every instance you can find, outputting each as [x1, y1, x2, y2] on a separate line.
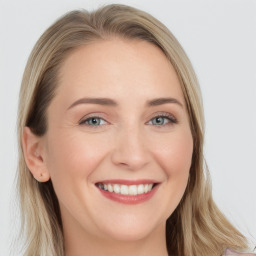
[95, 180, 159, 205]
[95, 182, 158, 196]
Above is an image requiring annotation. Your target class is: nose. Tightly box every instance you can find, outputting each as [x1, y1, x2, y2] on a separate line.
[111, 126, 150, 171]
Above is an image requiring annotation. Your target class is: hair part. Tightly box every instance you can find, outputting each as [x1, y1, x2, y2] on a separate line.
[17, 4, 248, 256]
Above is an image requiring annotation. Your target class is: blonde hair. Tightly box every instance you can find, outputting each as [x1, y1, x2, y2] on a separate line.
[17, 4, 248, 256]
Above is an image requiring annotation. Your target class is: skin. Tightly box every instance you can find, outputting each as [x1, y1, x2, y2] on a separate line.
[23, 38, 193, 256]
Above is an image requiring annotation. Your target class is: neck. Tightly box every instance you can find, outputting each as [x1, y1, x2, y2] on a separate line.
[64, 221, 168, 256]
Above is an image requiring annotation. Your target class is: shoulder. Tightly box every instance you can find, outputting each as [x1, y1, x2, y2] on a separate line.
[224, 248, 256, 256]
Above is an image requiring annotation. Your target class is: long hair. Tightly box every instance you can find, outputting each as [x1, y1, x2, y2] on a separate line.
[17, 4, 248, 256]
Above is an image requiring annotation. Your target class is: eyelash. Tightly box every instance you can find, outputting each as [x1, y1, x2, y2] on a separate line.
[79, 113, 178, 128]
[147, 113, 178, 126]
[79, 116, 107, 127]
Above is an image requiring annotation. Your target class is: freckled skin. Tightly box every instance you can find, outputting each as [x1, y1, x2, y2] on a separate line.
[41, 39, 193, 256]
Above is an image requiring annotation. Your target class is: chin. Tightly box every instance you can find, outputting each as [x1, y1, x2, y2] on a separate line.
[102, 227, 154, 242]
[95, 214, 164, 242]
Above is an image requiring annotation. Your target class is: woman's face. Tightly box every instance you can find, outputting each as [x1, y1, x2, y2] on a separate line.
[41, 38, 193, 242]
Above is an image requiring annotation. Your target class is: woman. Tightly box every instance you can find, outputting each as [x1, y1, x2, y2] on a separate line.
[17, 4, 255, 256]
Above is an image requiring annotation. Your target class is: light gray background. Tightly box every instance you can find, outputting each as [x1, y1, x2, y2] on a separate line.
[0, 0, 255, 255]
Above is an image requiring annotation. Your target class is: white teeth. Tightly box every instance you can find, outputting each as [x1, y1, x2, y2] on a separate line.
[113, 184, 120, 194]
[99, 183, 155, 195]
[108, 184, 113, 192]
[137, 184, 144, 194]
[120, 185, 129, 195]
[129, 185, 137, 195]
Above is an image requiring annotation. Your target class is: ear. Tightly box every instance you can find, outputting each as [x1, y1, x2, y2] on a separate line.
[22, 127, 50, 182]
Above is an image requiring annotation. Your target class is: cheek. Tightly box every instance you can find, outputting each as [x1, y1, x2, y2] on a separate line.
[155, 131, 193, 216]
[153, 131, 193, 177]
[44, 131, 108, 183]
[43, 131, 111, 218]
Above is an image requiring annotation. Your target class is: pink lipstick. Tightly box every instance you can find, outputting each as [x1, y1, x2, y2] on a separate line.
[95, 179, 159, 205]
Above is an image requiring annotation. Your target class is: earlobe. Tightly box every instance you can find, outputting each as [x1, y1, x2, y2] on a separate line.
[22, 127, 50, 182]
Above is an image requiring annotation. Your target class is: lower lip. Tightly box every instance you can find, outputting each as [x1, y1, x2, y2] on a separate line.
[97, 185, 159, 205]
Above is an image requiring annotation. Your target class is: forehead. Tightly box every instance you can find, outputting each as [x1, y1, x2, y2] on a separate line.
[55, 38, 184, 106]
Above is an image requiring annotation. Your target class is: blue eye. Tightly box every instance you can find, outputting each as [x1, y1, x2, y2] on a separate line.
[148, 115, 177, 126]
[152, 117, 168, 125]
[80, 117, 107, 126]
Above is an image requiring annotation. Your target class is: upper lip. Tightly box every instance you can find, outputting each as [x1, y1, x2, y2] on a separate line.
[95, 179, 159, 185]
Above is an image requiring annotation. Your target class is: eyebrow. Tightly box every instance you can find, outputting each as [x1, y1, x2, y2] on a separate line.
[147, 97, 183, 108]
[67, 98, 117, 109]
[67, 97, 183, 110]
